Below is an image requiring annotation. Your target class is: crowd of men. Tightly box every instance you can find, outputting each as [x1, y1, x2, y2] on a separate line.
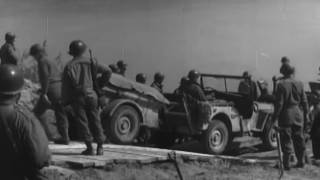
[0, 31, 320, 179]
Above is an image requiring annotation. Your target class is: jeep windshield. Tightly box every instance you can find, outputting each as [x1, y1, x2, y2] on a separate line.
[200, 74, 246, 94]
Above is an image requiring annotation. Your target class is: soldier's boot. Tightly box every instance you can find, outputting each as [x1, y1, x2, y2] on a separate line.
[283, 154, 291, 171]
[81, 142, 94, 156]
[295, 151, 305, 168]
[54, 129, 70, 145]
[96, 143, 104, 156]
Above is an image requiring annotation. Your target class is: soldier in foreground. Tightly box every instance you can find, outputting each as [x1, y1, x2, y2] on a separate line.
[151, 72, 165, 93]
[136, 73, 147, 84]
[0, 32, 19, 65]
[117, 60, 127, 76]
[238, 71, 258, 100]
[0, 65, 51, 180]
[29, 43, 70, 144]
[62, 40, 110, 155]
[273, 64, 309, 170]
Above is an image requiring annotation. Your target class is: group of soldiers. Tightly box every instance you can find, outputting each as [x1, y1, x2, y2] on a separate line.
[0, 32, 115, 179]
[237, 57, 320, 170]
[0, 30, 320, 180]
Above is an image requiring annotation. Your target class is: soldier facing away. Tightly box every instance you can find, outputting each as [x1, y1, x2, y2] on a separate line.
[0, 65, 51, 180]
[29, 43, 70, 145]
[0, 32, 20, 65]
[272, 64, 309, 170]
[62, 40, 111, 156]
[151, 72, 165, 93]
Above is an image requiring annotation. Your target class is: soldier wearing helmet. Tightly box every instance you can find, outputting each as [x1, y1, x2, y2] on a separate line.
[30, 43, 70, 145]
[62, 40, 111, 156]
[151, 72, 165, 93]
[117, 60, 127, 76]
[238, 71, 258, 101]
[136, 73, 147, 84]
[273, 64, 309, 170]
[184, 70, 207, 101]
[0, 32, 19, 65]
[0, 65, 51, 180]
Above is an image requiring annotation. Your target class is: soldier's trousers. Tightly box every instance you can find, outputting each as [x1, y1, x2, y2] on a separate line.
[312, 138, 320, 159]
[280, 125, 306, 167]
[33, 82, 69, 140]
[72, 95, 105, 144]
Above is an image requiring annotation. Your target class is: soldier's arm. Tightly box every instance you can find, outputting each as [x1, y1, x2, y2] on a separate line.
[197, 86, 207, 101]
[7, 45, 19, 65]
[273, 84, 284, 120]
[38, 61, 50, 95]
[300, 83, 309, 114]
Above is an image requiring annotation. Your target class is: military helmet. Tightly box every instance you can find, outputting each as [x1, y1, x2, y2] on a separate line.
[29, 43, 45, 57]
[0, 65, 24, 95]
[188, 70, 200, 81]
[154, 72, 164, 82]
[136, 73, 147, 84]
[281, 64, 295, 76]
[5, 32, 16, 42]
[68, 40, 87, 56]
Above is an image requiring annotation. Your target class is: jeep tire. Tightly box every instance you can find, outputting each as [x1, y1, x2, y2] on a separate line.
[202, 119, 231, 155]
[105, 105, 140, 144]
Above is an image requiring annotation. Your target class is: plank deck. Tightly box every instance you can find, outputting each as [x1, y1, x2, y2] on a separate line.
[50, 141, 275, 169]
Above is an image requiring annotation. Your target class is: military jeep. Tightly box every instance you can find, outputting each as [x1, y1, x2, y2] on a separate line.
[161, 74, 276, 154]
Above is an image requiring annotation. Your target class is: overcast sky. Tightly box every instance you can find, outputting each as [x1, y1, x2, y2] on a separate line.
[1, 0, 320, 91]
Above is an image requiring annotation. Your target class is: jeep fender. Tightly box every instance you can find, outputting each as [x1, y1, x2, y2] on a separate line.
[101, 99, 144, 124]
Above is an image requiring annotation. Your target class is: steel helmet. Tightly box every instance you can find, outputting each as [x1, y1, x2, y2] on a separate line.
[29, 43, 45, 57]
[136, 73, 147, 84]
[188, 70, 200, 81]
[68, 40, 87, 56]
[154, 72, 164, 82]
[5, 32, 16, 42]
[0, 65, 24, 95]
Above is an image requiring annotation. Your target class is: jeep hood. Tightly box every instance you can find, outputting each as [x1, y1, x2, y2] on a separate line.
[106, 73, 170, 104]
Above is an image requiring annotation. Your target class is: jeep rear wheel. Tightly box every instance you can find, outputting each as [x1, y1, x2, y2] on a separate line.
[202, 120, 231, 155]
[106, 105, 140, 144]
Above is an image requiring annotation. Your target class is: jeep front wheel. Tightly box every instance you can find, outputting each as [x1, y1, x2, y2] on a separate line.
[202, 120, 231, 155]
[105, 105, 140, 144]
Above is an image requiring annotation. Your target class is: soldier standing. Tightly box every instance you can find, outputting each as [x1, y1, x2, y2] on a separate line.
[0, 65, 51, 180]
[273, 64, 309, 170]
[62, 40, 110, 156]
[29, 44, 70, 145]
[0, 32, 19, 65]
[151, 72, 165, 93]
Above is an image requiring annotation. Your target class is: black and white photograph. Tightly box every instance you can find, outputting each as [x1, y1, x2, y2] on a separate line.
[0, 0, 320, 179]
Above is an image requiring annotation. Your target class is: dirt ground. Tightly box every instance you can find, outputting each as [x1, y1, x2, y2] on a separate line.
[66, 158, 319, 180]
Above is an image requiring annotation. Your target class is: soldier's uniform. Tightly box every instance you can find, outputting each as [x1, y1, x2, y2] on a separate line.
[62, 54, 110, 154]
[0, 65, 51, 180]
[31, 48, 69, 144]
[274, 76, 309, 168]
[184, 81, 207, 101]
[310, 103, 320, 159]
[0, 42, 19, 65]
[238, 80, 258, 100]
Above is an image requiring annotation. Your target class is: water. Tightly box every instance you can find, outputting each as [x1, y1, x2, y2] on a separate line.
[1, 0, 320, 91]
